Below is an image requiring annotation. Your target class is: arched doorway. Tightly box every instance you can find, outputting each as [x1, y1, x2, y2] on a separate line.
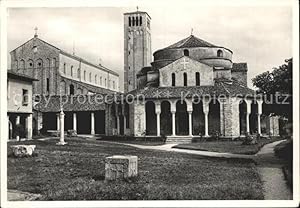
[208, 99, 220, 135]
[239, 100, 247, 135]
[192, 100, 205, 135]
[160, 101, 172, 135]
[145, 101, 157, 135]
[70, 84, 75, 95]
[250, 101, 258, 134]
[176, 100, 188, 135]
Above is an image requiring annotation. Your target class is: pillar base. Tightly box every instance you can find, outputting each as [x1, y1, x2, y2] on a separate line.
[56, 141, 67, 146]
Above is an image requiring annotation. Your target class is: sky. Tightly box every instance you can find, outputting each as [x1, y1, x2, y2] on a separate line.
[7, 4, 293, 91]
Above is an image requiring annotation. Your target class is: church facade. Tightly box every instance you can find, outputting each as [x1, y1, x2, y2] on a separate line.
[8, 9, 279, 140]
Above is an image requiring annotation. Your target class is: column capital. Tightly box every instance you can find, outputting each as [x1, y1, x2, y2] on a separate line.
[154, 100, 161, 114]
[202, 101, 209, 114]
[170, 100, 177, 113]
[257, 99, 263, 115]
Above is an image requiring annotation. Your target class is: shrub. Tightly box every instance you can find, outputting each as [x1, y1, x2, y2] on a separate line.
[67, 130, 77, 137]
[241, 133, 258, 145]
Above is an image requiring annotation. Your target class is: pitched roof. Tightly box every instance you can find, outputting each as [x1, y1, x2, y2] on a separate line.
[7, 70, 38, 82]
[232, 63, 248, 72]
[34, 94, 109, 112]
[126, 79, 255, 99]
[10, 36, 119, 76]
[165, 35, 217, 49]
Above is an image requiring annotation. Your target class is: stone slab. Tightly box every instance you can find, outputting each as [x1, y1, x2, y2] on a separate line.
[10, 145, 36, 157]
[105, 155, 138, 180]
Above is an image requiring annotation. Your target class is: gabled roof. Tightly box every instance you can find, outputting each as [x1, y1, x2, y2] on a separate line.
[10, 36, 119, 76]
[232, 63, 248, 72]
[7, 70, 38, 82]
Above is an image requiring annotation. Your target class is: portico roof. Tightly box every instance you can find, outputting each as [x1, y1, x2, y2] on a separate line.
[126, 79, 256, 99]
[34, 94, 110, 112]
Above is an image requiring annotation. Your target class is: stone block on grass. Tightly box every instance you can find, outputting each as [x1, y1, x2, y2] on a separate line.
[105, 155, 138, 181]
[10, 145, 36, 157]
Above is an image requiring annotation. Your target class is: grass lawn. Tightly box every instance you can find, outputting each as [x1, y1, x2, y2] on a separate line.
[173, 137, 283, 155]
[8, 137, 264, 200]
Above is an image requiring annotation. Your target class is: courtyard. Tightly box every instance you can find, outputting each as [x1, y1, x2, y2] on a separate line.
[7, 137, 265, 200]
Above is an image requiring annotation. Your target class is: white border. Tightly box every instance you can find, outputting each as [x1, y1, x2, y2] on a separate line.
[1, 0, 299, 207]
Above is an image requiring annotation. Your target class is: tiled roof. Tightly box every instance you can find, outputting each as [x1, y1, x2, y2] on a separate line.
[7, 70, 38, 82]
[165, 35, 217, 49]
[232, 63, 248, 72]
[126, 79, 256, 99]
[34, 94, 110, 112]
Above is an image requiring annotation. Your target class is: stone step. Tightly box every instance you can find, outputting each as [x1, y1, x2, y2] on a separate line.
[166, 137, 193, 144]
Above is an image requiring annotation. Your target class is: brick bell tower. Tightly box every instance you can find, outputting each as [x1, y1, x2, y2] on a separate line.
[123, 9, 152, 92]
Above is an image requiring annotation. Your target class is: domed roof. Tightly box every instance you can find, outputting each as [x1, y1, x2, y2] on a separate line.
[164, 35, 217, 49]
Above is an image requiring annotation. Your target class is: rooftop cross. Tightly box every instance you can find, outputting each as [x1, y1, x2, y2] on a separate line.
[34, 27, 38, 38]
[181, 57, 189, 69]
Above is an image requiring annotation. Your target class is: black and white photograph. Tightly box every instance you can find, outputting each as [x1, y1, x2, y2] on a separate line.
[0, 0, 299, 207]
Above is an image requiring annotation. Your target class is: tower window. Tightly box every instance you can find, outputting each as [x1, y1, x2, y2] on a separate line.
[217, 50, 223, 57]
[140, 16, 142, 25]
[89, 72, 92, 82]
[129, 17, 131, 27]
[195, 72, 200, 86]
[70, 84, 74, 95]
[183, 73, 187, 86]
[184, 49, 189, 56]
[132, 17, 135, 26]
[22, 89, 29, 106]
[70, 66, 73, 77]
[172, 73, 176, 86]
[136, 16, 138, 26]
[84, 71, 86, 81]
[77, 68, 80, 79]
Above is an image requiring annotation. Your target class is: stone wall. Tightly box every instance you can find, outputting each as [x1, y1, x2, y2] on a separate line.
[133, 100, 146, 136]
[231, 71, 247, 86]
[159, 56, 214, 87]
[10, 37, 60, 95]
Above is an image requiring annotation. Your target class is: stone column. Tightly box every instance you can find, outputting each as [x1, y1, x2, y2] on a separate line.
[203, 101, 209, 137]
[116, 116, 120, 135]
[56, 109, 67, 145]
[57, 114, 60, 131]
[26, 114, 32, 140]
[186, 99, 193, 136]
[257, 100, 263, 135]
[73, 113, 77, 131]
[245, 100, 252, 134]
[123, 115, 127, 134]
[91, 112, 95, 135]
[155, 101, 161, 136]
[218, 98, 226, 136]
[170, 101, 176, 136]
[16, 115, 20, 141]
[188, 111, 193, 136]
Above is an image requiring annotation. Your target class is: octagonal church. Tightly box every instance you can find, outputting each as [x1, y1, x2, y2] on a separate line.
[116, 10, 269, 141]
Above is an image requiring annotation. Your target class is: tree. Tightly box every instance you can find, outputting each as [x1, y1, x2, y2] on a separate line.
[252, 58, 292, 121]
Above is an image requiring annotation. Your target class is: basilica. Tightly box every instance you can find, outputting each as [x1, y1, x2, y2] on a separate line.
[7, 9, 279, 142]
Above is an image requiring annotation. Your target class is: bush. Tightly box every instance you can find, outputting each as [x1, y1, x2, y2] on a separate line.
[241, 133, 258, 145]
[67, 130, 77, 137]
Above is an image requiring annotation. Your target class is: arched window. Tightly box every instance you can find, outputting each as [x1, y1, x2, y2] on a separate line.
[70, 84, 74, 95]
[113, 81, 115, 89]
[100, 76, 102, 85]
[132, 16, 135, 26]
[184, 49, 189, 56]
[136, 16, 139, 26]
[172, 73, 176, 86]
[95, 75, 98, 84]
[89, 72, 92, 82]
[129, 17, 131, 27]
[63, 63, 66, 74]
[140, 16, 142, 25]
[183, 73, 187, 86]
[19, 59, 25, 70]
[195, 72, 200, 86]
[217, 50, 223, 57]
[70, 66, 73, 77]
[104, 78, 107, 87]
[77, 68, 80, 79]
[84, 70, 86, 81]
